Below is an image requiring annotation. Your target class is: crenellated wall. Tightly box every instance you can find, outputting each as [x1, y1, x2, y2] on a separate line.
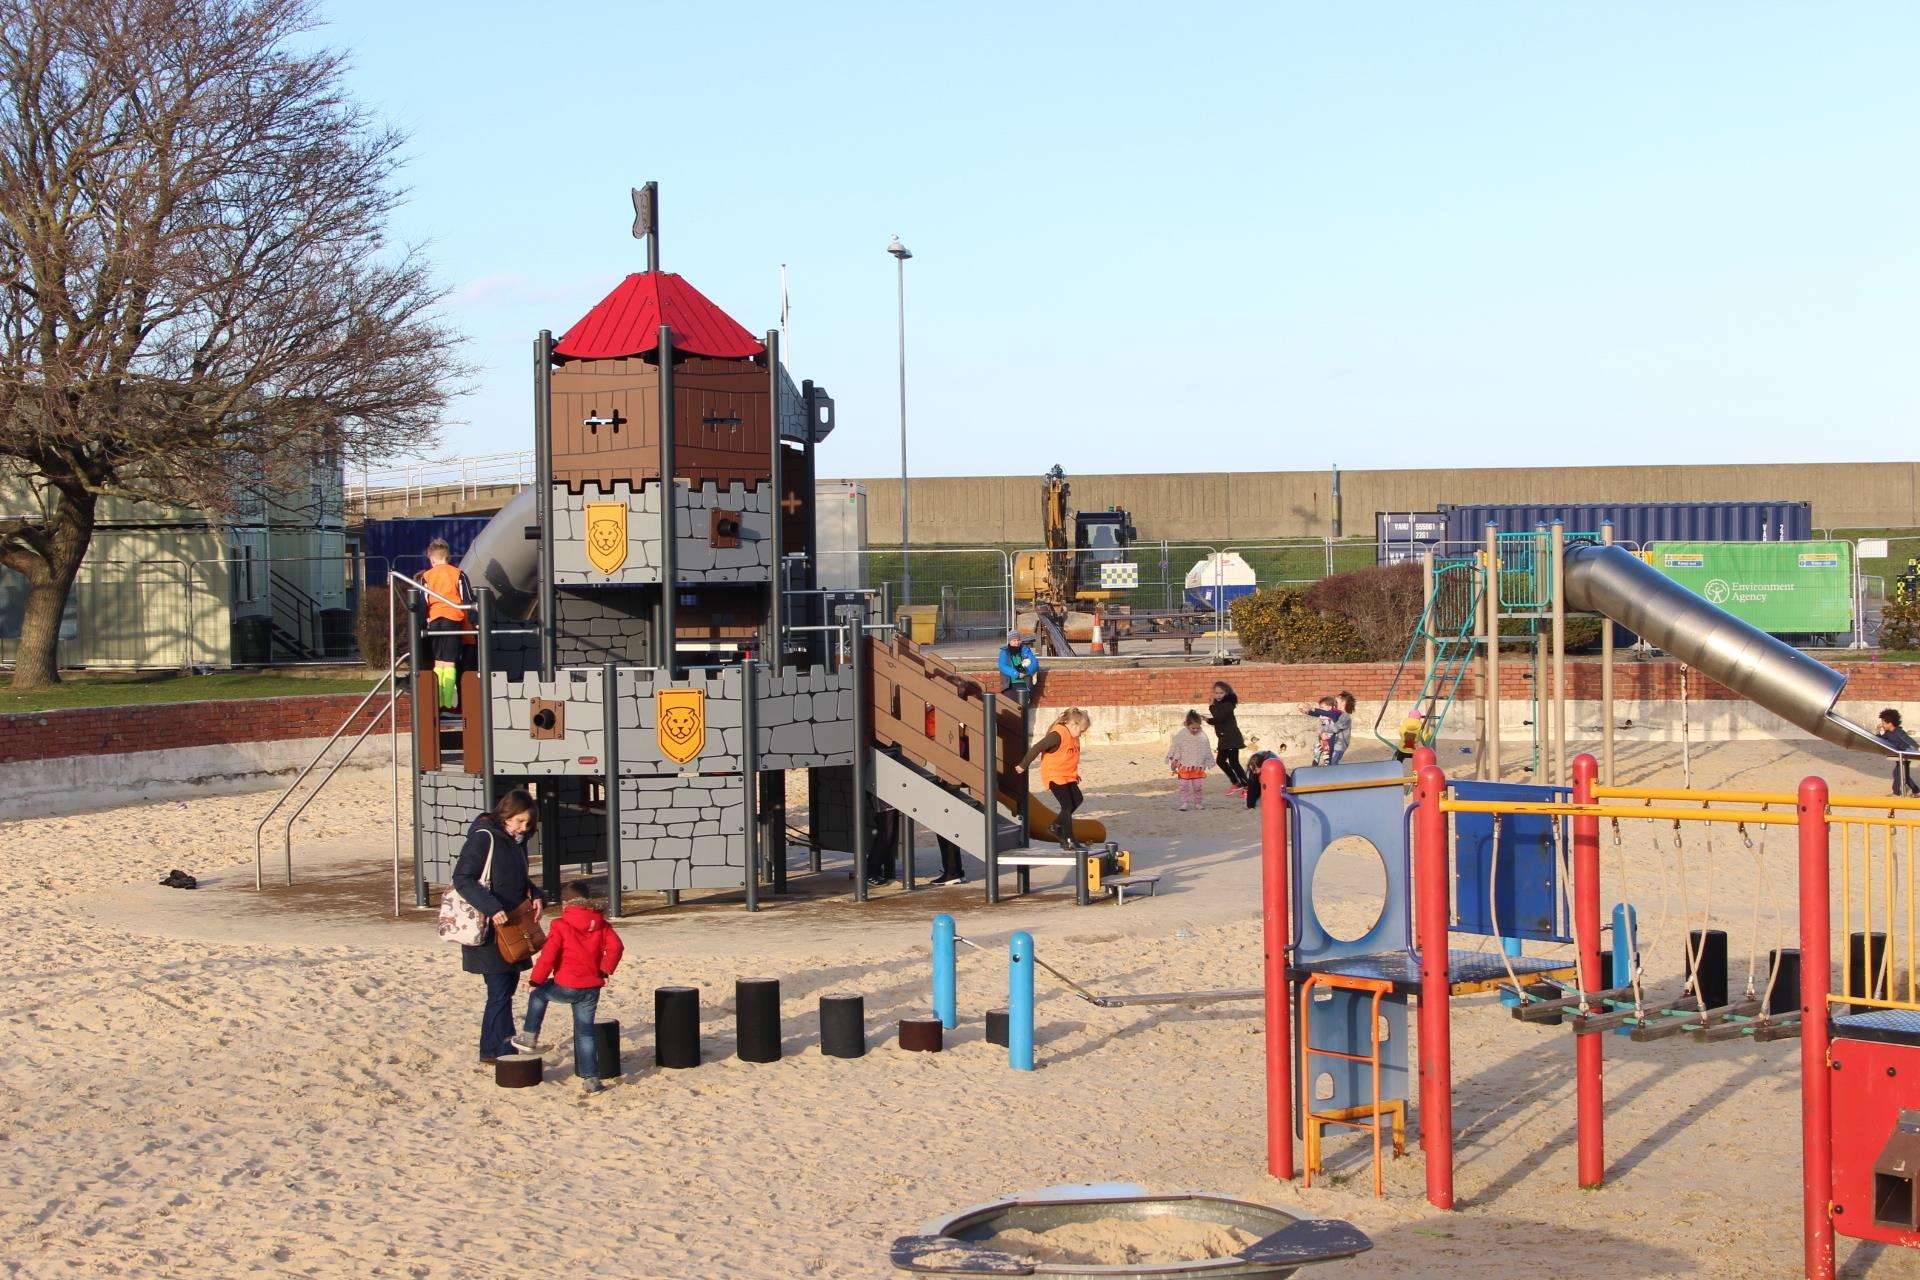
[550, 480, 774, 586]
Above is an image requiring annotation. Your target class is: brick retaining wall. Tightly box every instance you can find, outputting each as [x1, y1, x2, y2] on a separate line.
[6, 658, 1920, 767]
[0, 693, 413, 765]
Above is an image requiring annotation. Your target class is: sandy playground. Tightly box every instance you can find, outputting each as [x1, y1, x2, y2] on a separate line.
[2, 735, 1913, 1279]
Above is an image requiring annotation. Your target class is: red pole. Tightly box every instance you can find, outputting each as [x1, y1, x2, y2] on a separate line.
[1260, 754, 1294, 1181]
[1799, 775, 1833, 1280]
[1414, 762, 1454, 1209]
[1572, 753, 1605, 1188]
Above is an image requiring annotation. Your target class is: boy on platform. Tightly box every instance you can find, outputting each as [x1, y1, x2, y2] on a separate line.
[419, 538, 474, 710]
[1166, 710, 1214, 811]
[515, 881, 625, 1092]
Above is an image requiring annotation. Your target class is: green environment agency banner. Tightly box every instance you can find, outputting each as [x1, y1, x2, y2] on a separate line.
[1646, 541, 1853, 634]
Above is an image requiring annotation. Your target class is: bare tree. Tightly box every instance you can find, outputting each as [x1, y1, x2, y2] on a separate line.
[0, 0, 466, 687]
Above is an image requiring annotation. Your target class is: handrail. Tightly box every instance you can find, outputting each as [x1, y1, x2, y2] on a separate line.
[251, 650, 411, 889]
[279, 658, 413, 888]
[1593, 783, 1920, 812]
[1438, 798, 1800, 826]
[390, 569, 471, 615]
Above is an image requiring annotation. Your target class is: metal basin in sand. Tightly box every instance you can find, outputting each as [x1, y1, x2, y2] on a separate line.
[890, 1185, 1371, 1279]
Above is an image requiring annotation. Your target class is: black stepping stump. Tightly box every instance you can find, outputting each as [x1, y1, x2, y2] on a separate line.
[495, 1054, 543, 1088]
[899, 1017, 944, 1052]
[1849, 932, 1890, 1010]
[986, 1007, 1010, 1047]
[593, 1020, 621, 1079]
[820, 993, 866, 1059]
[737, 978, 782, 1063]
[655, 985, 701, 1069]
[1685, 928, 1729, 1010]
[1767, 948, 1802, 1016]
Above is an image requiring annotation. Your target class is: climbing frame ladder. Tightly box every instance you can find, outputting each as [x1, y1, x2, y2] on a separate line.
[1373, 555, 1486, 752]
[1299, 973, 1405, 1197]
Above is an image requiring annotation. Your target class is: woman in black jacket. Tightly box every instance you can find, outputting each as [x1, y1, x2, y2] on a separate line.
[1206, 681, 1249, 793]
[450, 788, 545, 1063]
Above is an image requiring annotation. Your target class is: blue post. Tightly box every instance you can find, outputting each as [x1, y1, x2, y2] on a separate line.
[1611, 903, 1637, 1037]
[1009, 931, 1035, 1071]
[932, 914, 957, 1030]
[1499, 936, 1524, 1007]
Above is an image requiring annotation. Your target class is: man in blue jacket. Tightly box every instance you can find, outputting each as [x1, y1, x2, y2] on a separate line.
[998, 630, 1038, 702]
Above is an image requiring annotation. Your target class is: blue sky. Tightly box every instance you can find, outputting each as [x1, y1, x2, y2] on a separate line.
[316, 1, 1920, 478]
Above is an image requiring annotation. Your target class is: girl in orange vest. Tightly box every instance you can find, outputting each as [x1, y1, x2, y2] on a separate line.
[1014, 707, 1092, 846]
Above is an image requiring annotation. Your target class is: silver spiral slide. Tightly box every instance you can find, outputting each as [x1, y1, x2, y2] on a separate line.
[1561, 543, 1898, 757]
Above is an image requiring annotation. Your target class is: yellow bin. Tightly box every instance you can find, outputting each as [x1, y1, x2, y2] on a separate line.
[895, 605, 940, 644]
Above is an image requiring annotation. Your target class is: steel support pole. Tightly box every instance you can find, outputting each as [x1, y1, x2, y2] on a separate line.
[476, 587, 496, 796]
[765, 329, 785, 670]
[408, 601, 428, 907]
[849, 610, 870, 903]
[534, 331, 556, 679]
[983, 689, 1001, 905]
[741, 660, 760, 912]
[1600, 521, 1615, 785]
[602, 662, 623, 919]
[901, 815, 916, 891]
[1260, 755, 1294, 1181]
[1019, 693, 1034, 841]
[1551, 522, 1567, 790]
[896, 254, 910, 609]
[1485, 524, 1501, 781]
[1414, 763, 1453, 1209]
[1800, 776, 1834, 1280]
[1421, 549, 1436, 688]
[1572, 754, 1605, 1188]
[658, 324, 678, 677]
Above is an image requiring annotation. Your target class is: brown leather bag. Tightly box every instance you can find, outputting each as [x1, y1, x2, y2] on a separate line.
[493, 897, 547, 966]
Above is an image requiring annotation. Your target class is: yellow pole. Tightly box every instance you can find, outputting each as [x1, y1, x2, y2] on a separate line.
[1600, 520, 1615, 786]
[1551, 521, 1566, 790]
[1484, 525, 1501, 782]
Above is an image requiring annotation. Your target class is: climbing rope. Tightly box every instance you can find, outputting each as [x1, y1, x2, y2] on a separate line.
[1488, 814, 1528, 1001]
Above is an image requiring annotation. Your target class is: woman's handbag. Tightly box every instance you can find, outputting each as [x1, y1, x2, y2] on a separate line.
[435, 831, 495, 946]
[493, 897, 547, 965]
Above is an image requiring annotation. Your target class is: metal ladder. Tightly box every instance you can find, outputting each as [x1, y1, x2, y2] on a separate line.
[1299, 973, 1405, 1196]
[1372, 557, 1486, 752]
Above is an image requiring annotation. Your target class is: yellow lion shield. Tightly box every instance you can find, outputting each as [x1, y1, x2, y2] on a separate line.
[585, 501, 628, 575]
[656, 688, 705, 765]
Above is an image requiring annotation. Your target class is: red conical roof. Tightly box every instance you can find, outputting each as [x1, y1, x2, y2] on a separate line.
[553, 271, 765, 361]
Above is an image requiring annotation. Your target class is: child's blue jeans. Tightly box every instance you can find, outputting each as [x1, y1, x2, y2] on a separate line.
[524, 981, 602, 1078]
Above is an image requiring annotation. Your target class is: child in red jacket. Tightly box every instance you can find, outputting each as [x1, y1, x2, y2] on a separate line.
[513, 881, 625, 1092]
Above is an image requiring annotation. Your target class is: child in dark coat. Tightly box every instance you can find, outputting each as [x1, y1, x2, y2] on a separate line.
[515, 881, 626, 1092]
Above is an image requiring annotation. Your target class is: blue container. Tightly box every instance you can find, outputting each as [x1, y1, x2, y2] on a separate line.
[1439, 501, 1811, 550]
[359, 515, 493, 588]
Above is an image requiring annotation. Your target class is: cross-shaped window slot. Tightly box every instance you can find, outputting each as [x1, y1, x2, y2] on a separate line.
[583, 409, 627, 435]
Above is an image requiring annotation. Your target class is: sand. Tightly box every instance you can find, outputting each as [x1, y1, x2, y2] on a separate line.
[0, 735, 1906, 1278]
[983, 1217, 1260, 1265]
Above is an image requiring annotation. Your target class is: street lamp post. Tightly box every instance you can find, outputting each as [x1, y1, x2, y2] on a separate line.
[888, 235, 912, 612]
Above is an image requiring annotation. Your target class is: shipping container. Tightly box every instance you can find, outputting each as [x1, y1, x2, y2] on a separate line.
[360, 515, 493, 589]
[1439, 501, 1811, 549]
[1375, 510, 1447, 565]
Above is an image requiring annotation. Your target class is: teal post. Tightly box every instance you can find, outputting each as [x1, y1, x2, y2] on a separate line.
[932, 914, 956, 1029]
[1009, 931, 1035, 1071]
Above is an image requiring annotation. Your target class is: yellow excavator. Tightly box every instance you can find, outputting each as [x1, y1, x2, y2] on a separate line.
[1012, 465, 1137, 654]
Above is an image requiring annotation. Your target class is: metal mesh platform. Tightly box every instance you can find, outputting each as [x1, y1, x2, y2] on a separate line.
[1833, 1008, 1920, 1046]
[1290, 948, 1575, 996]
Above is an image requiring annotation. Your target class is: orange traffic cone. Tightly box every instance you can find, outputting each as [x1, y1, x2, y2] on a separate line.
[1090, 614, 1105, 654]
